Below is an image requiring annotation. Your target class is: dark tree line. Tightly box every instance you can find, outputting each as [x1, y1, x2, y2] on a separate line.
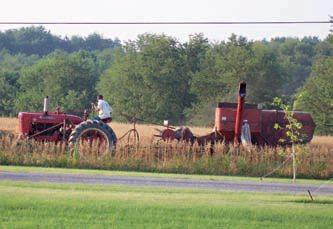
[0, 26, 121, 56]
[0, 27, 332, 134]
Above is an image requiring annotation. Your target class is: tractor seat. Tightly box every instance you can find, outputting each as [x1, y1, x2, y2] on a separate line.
[101, 117, 112, 123]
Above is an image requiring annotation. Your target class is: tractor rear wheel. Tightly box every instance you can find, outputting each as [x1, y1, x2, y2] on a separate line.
[68, 120, 117, 158]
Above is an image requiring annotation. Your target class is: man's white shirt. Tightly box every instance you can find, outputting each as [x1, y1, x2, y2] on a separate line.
[97, 99, 112, 119]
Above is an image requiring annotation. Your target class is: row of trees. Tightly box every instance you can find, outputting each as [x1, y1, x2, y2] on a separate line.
[98, 33, 332, 134]
[0, 27, 332, 134]
[0, 26, 121, 56]
[0, 48, 116, 115]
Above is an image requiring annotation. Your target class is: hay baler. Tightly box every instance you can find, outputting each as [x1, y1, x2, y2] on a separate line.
[214, 82, 315, 145]
[157, 82, 315, 146]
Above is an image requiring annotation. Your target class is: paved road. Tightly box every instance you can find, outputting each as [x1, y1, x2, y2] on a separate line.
[0, 171, 332, 195]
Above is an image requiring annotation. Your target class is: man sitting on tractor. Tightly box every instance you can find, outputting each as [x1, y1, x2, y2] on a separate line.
[93, 94, 113, 123]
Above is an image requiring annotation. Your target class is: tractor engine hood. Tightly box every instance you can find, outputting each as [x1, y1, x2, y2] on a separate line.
[18, 112, 83, 136]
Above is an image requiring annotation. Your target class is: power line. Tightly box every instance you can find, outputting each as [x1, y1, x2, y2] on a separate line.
[0, 21, 331, 25]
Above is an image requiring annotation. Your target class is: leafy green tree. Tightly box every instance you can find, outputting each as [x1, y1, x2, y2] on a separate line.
[15, 50, 99, 114]
[84, 33, 121, 51]
[0, 26, 62, 56]
[185, 33, 209, 74]
[188, 35, 286, 125]
[273, 97, 303, 183]
[0, 26, 121, 56]
[98, 34, 194, 123]
[326, 34, 333, 45]
[294, 56, 333, 135]
[269, 37, 321, 96]
[0, 73, 18, 115]
[191, 35, 254, 104]
[94, 48, 121, 75]
[68, 35, 86, 52]
[247, 42, 287, 104]
[0, 50, 39, 115]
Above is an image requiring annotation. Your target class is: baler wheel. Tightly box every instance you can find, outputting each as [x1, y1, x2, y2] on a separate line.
[68, 120, 117, 158]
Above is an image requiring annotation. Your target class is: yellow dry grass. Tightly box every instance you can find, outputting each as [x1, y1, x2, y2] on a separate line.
[1, 117, 332, 178]
[311, 136, 333, 146]
[0, 118, 18, 133]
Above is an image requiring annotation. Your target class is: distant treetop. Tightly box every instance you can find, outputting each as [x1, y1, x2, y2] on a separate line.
[0, 26, 121, 56]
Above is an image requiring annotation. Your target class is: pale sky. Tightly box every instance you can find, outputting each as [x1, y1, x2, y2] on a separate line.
[0, 0, 332, 42]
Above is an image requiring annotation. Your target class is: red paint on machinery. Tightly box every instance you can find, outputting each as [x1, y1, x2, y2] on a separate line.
[157, 82, 315, 147]
[214, 83, 315, 146]
[18, 111, 83, 141]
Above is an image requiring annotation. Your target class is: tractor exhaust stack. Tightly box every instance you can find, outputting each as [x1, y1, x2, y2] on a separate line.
[234, 81, 246, 145]
[43, 96, 49, 115]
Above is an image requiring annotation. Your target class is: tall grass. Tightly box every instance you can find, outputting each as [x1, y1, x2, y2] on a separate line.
[0, 133, 332, 179]
[1, 117, 332, 178]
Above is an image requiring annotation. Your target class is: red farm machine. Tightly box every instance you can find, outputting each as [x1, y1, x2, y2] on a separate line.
[18, 97, 117, 156]
[15, 82, 316, 157]
[155, 82, 316, 147]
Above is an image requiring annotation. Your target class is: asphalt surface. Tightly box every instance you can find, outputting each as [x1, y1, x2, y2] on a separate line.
[0, 171, 332, 195]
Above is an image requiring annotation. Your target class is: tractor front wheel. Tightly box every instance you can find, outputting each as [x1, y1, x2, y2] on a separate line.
[68, 120, 117, 159]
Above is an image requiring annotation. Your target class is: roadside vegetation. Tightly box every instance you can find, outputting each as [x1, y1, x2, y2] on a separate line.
[1, 118, 332, 179]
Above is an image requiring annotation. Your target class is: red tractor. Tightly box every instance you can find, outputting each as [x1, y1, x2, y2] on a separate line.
[18, 97, 117, 155]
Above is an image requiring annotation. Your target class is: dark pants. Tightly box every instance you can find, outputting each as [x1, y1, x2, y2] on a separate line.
[94, 116, 112, 123]
[93, 116, 101, 121]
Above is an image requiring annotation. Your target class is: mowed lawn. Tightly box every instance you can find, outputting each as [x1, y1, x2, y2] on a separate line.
[0, 180, 332, 228]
